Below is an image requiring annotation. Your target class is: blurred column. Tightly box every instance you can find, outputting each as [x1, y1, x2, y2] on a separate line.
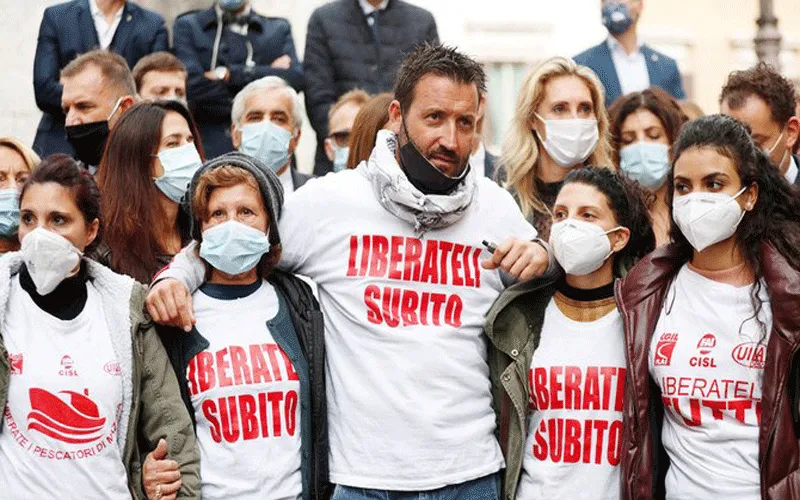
[755, 0, 782, 69]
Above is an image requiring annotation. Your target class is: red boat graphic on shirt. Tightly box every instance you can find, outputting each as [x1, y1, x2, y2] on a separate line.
[27, 388, 106, 444]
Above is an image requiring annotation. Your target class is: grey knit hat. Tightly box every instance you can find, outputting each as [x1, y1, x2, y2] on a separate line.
[186, 152, 284, 245]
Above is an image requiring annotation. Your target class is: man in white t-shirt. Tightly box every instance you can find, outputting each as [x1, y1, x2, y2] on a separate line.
[147, 43, 551, 498]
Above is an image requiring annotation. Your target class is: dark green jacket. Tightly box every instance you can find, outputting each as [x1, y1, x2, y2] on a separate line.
[0, 254, 200, 499]
[486, 275, 559, 500]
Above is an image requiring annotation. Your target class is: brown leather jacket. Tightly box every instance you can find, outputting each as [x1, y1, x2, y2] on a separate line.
[616, 243, 800, 500]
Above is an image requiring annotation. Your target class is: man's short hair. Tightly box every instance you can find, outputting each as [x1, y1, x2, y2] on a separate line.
[394, 43, 487, 112]
[61, 49, 136, 97]
[328, 89, 371, 122]
[231, 76, 304, 131]
[132, 52, 187, 91]
[719, 62, 797, 126]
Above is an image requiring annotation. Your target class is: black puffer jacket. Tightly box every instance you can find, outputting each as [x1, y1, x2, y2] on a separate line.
[303, 0, 438, 175]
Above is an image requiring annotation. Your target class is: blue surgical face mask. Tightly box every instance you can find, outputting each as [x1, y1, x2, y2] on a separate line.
[619, 141, 671, 189]
[155, 143, 203, 203]
[602, 1, 633, 35]
[239, 121, 292, 174]
[0, 189, 20, 237]
[333, 146, 349, 172]
[218, 0, 247, 12]
[200, 220, 271, 276]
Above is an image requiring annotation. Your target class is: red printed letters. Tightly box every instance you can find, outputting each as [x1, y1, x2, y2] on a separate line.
[528, 366, 625, 466]
[347, 235, 482, 328]
[189, 343, 299, 443]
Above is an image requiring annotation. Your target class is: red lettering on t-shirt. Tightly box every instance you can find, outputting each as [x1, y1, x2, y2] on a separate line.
[239, 394, 259, 440]
[388, 236, 404, 281]
[197, 351, 215, 393]
[364, 285, 382, 325]
[250, 344, 273, 384]
[230, 346, 252, 386]
[264, 345, 283, 382]
[450, 244, 465, 287]
[420, 240, 439, 285]
[401, 290, 419, 326]
[359, 235, 371, 277]
[216, 348, 233, 388]
[347, 235, 359, 277]
[403, 238, 423, 282]
[369, 236, 389, 277]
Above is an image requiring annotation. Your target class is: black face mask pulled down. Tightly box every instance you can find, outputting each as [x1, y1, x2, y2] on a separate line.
[398, 120, 470, 196]
[65, 120, 109, 167]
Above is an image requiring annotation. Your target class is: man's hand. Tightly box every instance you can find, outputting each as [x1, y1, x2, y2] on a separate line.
[270, 54, 292, 69]
[143, 439, 181, 500]
[481, 238, 549, 282]
[146, 279, 195, 332]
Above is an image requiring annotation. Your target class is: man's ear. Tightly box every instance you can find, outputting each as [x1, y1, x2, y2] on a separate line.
[784, 116, 800, 152]
[324, 137, 335, 162]
[289, 128, 301, 154]
[388, 100, 403, 135]
[232, 123, 242, 150]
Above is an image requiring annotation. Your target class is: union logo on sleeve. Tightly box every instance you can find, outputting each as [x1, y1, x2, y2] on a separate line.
[654, 333, 679, 366]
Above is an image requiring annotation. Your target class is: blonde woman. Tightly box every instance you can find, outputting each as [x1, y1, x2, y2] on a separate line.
[502, 57, 613, 239]
[0, 137, 40, 253]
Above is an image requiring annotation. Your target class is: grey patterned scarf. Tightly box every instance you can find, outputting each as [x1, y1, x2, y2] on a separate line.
[358, 130, 477, 236]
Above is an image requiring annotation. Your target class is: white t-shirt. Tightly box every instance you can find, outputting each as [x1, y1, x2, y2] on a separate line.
[0, 277, 130, 500]
[517, 298, 625, 500]
[649, 265, 771, 500]
[279, 169, 538, 490]
[189, 280, 302, 500]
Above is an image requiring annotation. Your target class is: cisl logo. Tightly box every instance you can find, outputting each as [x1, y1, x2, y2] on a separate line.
[59, 355, 78, 377]
[732, 342, 766, 370]
[690, 333, 718, 368]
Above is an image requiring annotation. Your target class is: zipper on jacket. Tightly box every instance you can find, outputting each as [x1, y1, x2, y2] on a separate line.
[614, 279, 645, 499]
[614, 281, 639, 436]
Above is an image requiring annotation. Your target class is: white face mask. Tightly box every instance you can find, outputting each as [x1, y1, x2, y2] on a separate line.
[672, 186, 748, 252]
[21, 228, 83, 295]
[550, 219, 622, 276]
[535, 114, 599, 168]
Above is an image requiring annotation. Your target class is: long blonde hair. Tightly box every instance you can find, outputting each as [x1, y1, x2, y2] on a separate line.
[501, 57, 613, 217]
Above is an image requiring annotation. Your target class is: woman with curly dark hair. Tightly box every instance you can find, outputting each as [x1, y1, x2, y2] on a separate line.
[609, 87, 687, 246]
[486, 166, 655, 500]
[617, 114, 800, 500]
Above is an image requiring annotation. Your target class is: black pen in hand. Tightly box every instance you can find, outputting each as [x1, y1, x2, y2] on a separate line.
[482, 240, 497, 254]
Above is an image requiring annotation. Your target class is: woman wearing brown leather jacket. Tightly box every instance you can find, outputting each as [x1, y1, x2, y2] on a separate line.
[617, 115, 800, 500]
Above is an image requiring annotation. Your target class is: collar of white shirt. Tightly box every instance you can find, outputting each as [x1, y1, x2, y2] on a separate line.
[90, 0, 125, 50]
[278, 165, 295, 193]
[90, 0, 124, 19]
[785, 154, 799, 184]
[606, 35, 643, 59]
[359, 0, 390, 16]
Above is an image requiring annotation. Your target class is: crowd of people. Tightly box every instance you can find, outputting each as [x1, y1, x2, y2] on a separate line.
[1, 0, 800, 499]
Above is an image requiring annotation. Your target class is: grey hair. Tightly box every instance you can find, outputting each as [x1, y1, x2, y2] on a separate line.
[231, 76, 304, 132]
